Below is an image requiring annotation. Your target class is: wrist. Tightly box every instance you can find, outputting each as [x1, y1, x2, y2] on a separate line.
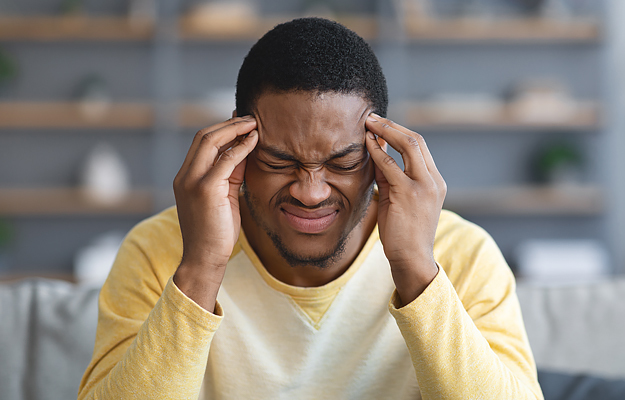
[390, 257, 439, 307]
[173, 260, 227, 312]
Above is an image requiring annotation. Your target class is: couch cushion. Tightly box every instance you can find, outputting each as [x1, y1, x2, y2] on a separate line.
[538, 369, 625, 400]
[517, 277, 625, 379]
[0, 279, 99, 400]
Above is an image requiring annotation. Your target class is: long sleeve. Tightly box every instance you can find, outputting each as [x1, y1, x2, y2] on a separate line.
[78, 208, 223, 400]
[389, 211, 544, 400]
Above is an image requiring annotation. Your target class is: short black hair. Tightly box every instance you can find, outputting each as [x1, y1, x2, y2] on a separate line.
[235, 17, 388, 117]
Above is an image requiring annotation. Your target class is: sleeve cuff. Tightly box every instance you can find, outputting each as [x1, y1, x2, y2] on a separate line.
[388, 264, 447, 314]
[166, 276, 224, 332]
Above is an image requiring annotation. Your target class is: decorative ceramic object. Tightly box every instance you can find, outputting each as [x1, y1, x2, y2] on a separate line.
[540, 0, 571, 19]
[80, 142, 130, 206]
[515, 239, 609, 284]
[393, 0, 433, 22]
[75, 74, 111, 121]
[507, 80, 576, 124]
[74, 231, 125, 285]
[186, 1, 258, 36]
[128, 0, 157, 26]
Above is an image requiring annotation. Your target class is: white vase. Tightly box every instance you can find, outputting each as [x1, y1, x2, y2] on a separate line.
[80, 143, 130, 206]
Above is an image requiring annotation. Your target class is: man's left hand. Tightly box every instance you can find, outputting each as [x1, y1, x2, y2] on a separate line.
[365, 113, 446, 306]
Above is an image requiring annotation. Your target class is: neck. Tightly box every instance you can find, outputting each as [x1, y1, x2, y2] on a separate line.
[240, 197, 378, 288]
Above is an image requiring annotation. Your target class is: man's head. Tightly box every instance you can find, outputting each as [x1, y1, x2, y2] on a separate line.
[235, 17, 388, 117]
[237, 18, 387, 270]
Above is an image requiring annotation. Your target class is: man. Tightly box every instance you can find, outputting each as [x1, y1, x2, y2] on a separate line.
[79, 18, 543, 399]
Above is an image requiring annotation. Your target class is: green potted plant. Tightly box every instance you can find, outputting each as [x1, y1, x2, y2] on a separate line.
[533, 140, 584, 185]
[0, 219, 14, 274]
[0, 47, 18, 95]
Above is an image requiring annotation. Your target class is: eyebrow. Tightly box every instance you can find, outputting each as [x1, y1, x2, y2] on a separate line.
[257, 143, 366, 163]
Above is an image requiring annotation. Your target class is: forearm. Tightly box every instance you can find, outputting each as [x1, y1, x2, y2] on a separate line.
[78, 277, 222, 400]
[390, 269, 543, 400]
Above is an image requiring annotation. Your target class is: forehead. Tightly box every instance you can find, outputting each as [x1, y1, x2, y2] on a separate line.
[254, 91, 371, 159]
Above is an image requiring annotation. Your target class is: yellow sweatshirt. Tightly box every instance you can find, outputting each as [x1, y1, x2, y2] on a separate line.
[78, 207, 543, 400]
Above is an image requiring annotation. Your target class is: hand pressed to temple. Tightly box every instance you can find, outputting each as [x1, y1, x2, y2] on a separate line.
[173, 116, 258, 312]
[365, 114, 446, 306]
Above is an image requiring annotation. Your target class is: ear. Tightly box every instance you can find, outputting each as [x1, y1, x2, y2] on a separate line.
[232, 110, 237, 118]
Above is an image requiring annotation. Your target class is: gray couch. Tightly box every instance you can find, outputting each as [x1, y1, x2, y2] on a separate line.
[1, 276, 624, 400]
[0, 279, 99, 400]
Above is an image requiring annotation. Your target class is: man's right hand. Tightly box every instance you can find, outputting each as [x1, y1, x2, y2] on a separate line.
[173, 116, 258, 312]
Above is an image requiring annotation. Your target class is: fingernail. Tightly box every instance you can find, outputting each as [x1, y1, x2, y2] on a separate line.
[369, 113, 381, 121]
[366, 131, 375, 140]
[249, 130, 258, 136]
[242, 115, 254, 120]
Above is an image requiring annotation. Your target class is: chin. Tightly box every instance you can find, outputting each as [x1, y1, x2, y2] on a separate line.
[267, 224, 351, 269]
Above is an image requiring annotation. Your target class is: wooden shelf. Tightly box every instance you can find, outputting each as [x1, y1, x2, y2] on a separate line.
[0, 102, 153, 129]
[399, 101, 600, 131]
[0, 100, 600, 132]
[178, 103, 224, 128]
[0, 15, 599, 44]
[0, 101, 221, 130]
[180, 15, 378, 41]
[444, 185, 603, 216]
[0, 188, 153, 216]
[0, 16, 154, 41]
[0, 273, 77, 283]
[404, 17, 601, 43]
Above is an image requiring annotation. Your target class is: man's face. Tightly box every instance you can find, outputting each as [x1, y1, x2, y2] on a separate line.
[242, 91, 376, 268]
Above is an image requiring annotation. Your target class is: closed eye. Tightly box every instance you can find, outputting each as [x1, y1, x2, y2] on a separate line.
[328, 162, 361, 171]
[262, 161, 296, 170]
[327, 153, 369, 172]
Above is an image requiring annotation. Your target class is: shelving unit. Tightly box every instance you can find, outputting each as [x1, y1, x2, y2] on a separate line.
[0, 1, 613, 275]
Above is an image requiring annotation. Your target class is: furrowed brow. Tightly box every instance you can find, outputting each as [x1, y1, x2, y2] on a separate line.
[257, 146, 298, 162]
[327, 143, 366, 160]
[258, 143, 365, 163]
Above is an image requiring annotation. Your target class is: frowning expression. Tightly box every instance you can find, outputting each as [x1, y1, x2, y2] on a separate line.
[242, 91, 376, 268]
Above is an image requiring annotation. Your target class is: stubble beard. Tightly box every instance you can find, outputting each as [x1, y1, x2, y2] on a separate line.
[242, 182, 374, 270]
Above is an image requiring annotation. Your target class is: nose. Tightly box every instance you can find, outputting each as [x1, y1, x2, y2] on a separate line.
[289, 167, 332, 207]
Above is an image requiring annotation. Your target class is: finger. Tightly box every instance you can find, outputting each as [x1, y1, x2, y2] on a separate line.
[373, 117, 447, 192]
[366, 115, 429, 182]
[208, 130, 259, 182]
[365, 130, 407, 187]
[188, 118, 257, 179]
[180, 116, 255, 175]
[413, 135, 445, 185]
[378, 116, 440, 174]
[228, 157, 248, 201]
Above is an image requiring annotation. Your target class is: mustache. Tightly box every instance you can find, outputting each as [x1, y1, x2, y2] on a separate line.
[274, 193, 346, 210]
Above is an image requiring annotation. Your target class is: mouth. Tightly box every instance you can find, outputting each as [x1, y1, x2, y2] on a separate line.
[280, 204, 339, 234]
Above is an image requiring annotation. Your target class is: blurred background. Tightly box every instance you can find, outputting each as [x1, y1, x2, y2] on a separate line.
[0, 0, 623, 285]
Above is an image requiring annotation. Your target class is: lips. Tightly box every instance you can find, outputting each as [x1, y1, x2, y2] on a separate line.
[281, 204, 339, 234]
